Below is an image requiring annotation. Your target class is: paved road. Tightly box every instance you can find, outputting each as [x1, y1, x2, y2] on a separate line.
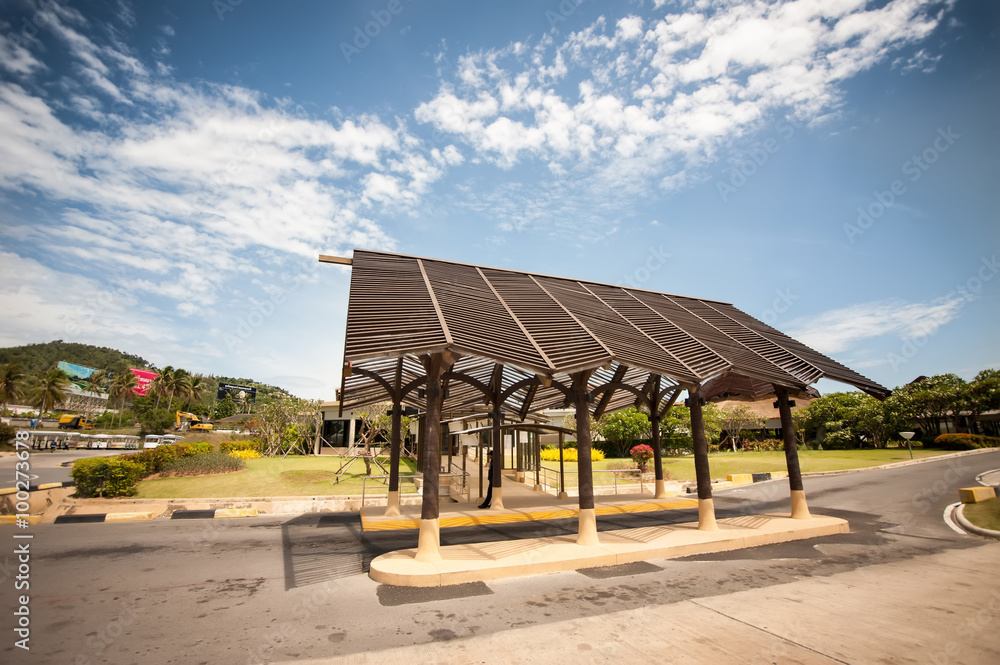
[0, 449, 129, 487]
[2, 451, 997, 665]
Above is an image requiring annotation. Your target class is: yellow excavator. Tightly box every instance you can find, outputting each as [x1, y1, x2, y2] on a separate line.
[175, 411, 213, 432]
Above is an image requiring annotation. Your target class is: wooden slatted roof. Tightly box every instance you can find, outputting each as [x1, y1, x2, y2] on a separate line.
[337, 250, 889, 413]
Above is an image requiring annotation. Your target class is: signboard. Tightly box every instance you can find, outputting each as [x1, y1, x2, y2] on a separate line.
[217, 383, 258, 403]
[58, 361, 98, 381]
[130, 368, 159, 396]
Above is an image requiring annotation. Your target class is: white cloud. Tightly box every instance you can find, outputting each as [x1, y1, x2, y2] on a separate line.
[785, 296, 969, 355]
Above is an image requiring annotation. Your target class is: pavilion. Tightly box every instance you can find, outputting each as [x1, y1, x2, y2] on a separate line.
[321, 249, 889, 563]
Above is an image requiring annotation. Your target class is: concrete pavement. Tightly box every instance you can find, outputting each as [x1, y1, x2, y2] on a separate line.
[281, 541, 1000, 665]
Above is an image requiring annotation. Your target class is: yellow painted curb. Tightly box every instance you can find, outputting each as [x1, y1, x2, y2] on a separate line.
[37, 482, 64, 490]
[0, 515, 42, 525]
[214, 508, 258, 519]
[959, 486, 996, 504]
[0, 487, 17, 496]
[105, 512, 157, 522]
[727, 474, 753, 485]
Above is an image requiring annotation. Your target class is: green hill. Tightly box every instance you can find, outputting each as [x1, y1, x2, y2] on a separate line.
[0, 341, 296, 407]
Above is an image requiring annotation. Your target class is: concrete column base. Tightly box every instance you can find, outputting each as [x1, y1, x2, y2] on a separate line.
[791, 489, 811, 520]
[492, 487, 504, 510]
[698, 498, 719, 531]
[384, 490, 401, 517]
[533, 484, 543, 492]
[515, 472, 524, 483]
[576, 508, 600, 546]
[654, 479, 668, 499]
[414, 518, 441, 563]
[557, 491, 569, 499]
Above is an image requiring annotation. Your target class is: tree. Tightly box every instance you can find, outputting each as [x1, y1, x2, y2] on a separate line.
[214, 395, 238, 420]
[717, 405, 765, 452]
[82, 369, 108, 419]
[29, 368, 70, 423]
[0, 363, 25, 415]
[140, 408, 173, 436]
[150, 366, 172, 410]
[965, 369, 1000, 433]
[892, 374, 966, 437]
[108, 370, 138, 429]
[596, 407, 651, 458]
[251, 397, 326, 457]
[183, 374, 210, 412]
[166, 368, 191, 412]
[801, 392, 868, 447]
[354, 401, 412, 473]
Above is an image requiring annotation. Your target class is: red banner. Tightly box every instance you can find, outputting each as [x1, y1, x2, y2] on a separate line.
[130, 368, 158, 396]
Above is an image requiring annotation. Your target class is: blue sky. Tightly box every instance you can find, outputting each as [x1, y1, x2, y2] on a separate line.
[0, 0, 996, 399]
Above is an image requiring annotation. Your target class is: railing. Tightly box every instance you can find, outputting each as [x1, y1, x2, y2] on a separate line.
[537, 466, 647, 496]
[360, 470, 471, 507]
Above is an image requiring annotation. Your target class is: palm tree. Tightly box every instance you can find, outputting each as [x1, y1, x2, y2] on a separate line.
[30, 368, 70, 426]
[166, 369, 191, 412]
[109, 371, 138, 429]
[0, 363, 25, 416]
[150, 366, 173, 410]
[83, 369, 108, 419]
[184, 374, 209, 412]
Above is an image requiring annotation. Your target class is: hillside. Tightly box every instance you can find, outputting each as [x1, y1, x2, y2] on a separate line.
[0, 341, 297, 404]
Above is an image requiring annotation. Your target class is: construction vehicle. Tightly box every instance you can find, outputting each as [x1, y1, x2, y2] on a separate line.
[58, 414, 95, 430]
[176, 411, 213, 432]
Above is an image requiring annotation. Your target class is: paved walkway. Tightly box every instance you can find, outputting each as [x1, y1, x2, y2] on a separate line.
[280, 542, 1000, 665]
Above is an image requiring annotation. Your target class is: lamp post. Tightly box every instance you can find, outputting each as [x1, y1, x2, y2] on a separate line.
[900, 431, 915, 460]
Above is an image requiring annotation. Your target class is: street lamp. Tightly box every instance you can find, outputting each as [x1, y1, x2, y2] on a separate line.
[900, 431, 915, 460]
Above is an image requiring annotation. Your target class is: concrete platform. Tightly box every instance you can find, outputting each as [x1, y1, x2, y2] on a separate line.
[369, 513, 849, 587]
[361, 494, 698, 531]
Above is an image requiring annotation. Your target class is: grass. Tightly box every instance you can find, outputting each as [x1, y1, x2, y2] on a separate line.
[542, 448, 954, 484]
[136, 456, 419, 499]
[963, 497, 1000, 532]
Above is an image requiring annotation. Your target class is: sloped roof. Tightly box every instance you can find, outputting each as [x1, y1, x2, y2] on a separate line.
[336, 250, 889, 413]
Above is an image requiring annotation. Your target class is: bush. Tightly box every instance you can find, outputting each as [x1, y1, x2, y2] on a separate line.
[540, 447, 605, 462]
[161, 451, 246, 477]
[139, 408, 173, 437]
[229, 448, 261, 459]
[0, 422, 16, 445]
[748, 438, 783, 452]
[72, 457, 147, 498]
[934, 433, 1000, 450]
[182, 441, 214, 455]
[220, 439, 264, 454]
[630, 444, 654, 471]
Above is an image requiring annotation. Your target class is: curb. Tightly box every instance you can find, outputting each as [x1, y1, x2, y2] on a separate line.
[0, 481, 74, 495]
[171, 508, 259, 519]
[53, 508, 260, 523]
[0, 515, 42, 525]
[953, 504, 1000, 540]
[800, 447, 1000, 478]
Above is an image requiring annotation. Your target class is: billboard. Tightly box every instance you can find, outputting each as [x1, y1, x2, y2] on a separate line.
[58, 361, 98, 381]
[217, 383, 258, 403]
[130, 368, 159, 396]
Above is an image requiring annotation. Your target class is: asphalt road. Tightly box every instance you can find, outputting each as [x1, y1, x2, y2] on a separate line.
[2, 450, 997, 665]
[0, 449, 130, 487]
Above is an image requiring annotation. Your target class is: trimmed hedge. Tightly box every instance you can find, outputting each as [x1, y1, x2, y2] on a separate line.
[72, 443, 213, 498]
[162, 451, 246, 477]
[220, 439, 263, 453]
[933, 433, 1000, 450]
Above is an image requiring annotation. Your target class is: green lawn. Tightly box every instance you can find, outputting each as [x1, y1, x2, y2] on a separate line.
[543, 448, 953, 484]
[963, 497, 1000, 532]
[136, 456, 419, 499]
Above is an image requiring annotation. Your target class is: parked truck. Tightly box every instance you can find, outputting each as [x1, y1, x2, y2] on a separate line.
[58, 414, 95, 430]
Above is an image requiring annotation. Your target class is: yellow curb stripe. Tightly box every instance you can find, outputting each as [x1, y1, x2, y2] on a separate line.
[37, 482, 64, 490]
[0, 515, 42, 525]
[214, 508, 258, 519]
[0, 487, 17, 496]
[105, 512, 157, 522]
[959, 486, 996, 503]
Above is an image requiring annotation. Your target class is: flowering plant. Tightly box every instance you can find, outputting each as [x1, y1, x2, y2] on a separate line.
[630, 443, 654, 471]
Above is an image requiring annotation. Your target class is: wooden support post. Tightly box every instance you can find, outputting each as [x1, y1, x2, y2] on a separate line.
[515, 429, 524, 482]
[573, 371, 599, 546]
[649, 376, 667, 498]
[776, 386, 811, 519]
[385, 360, 403, 517]
[533, 431, 542, 491]
[689, 386, 718, 531]
[558, 431, 567, 499]
[416, 353, 447, 562]
[491, 406, 504, 509]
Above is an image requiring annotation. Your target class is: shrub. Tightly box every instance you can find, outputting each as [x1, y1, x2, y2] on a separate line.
[71, 457, 146, 498]
[0, 422, 16, 445]
[748, 438, 783, 452]
[139, 408, 173, 437]
[220, 439, 264, 454]
[162, 452, 246, 477]
[229, 448, 261, 459]
[630, 444, 654, 471]
[183, 441, 214, 455]
[933, 433, 1000, 450]
[539, 447, 604, 462]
